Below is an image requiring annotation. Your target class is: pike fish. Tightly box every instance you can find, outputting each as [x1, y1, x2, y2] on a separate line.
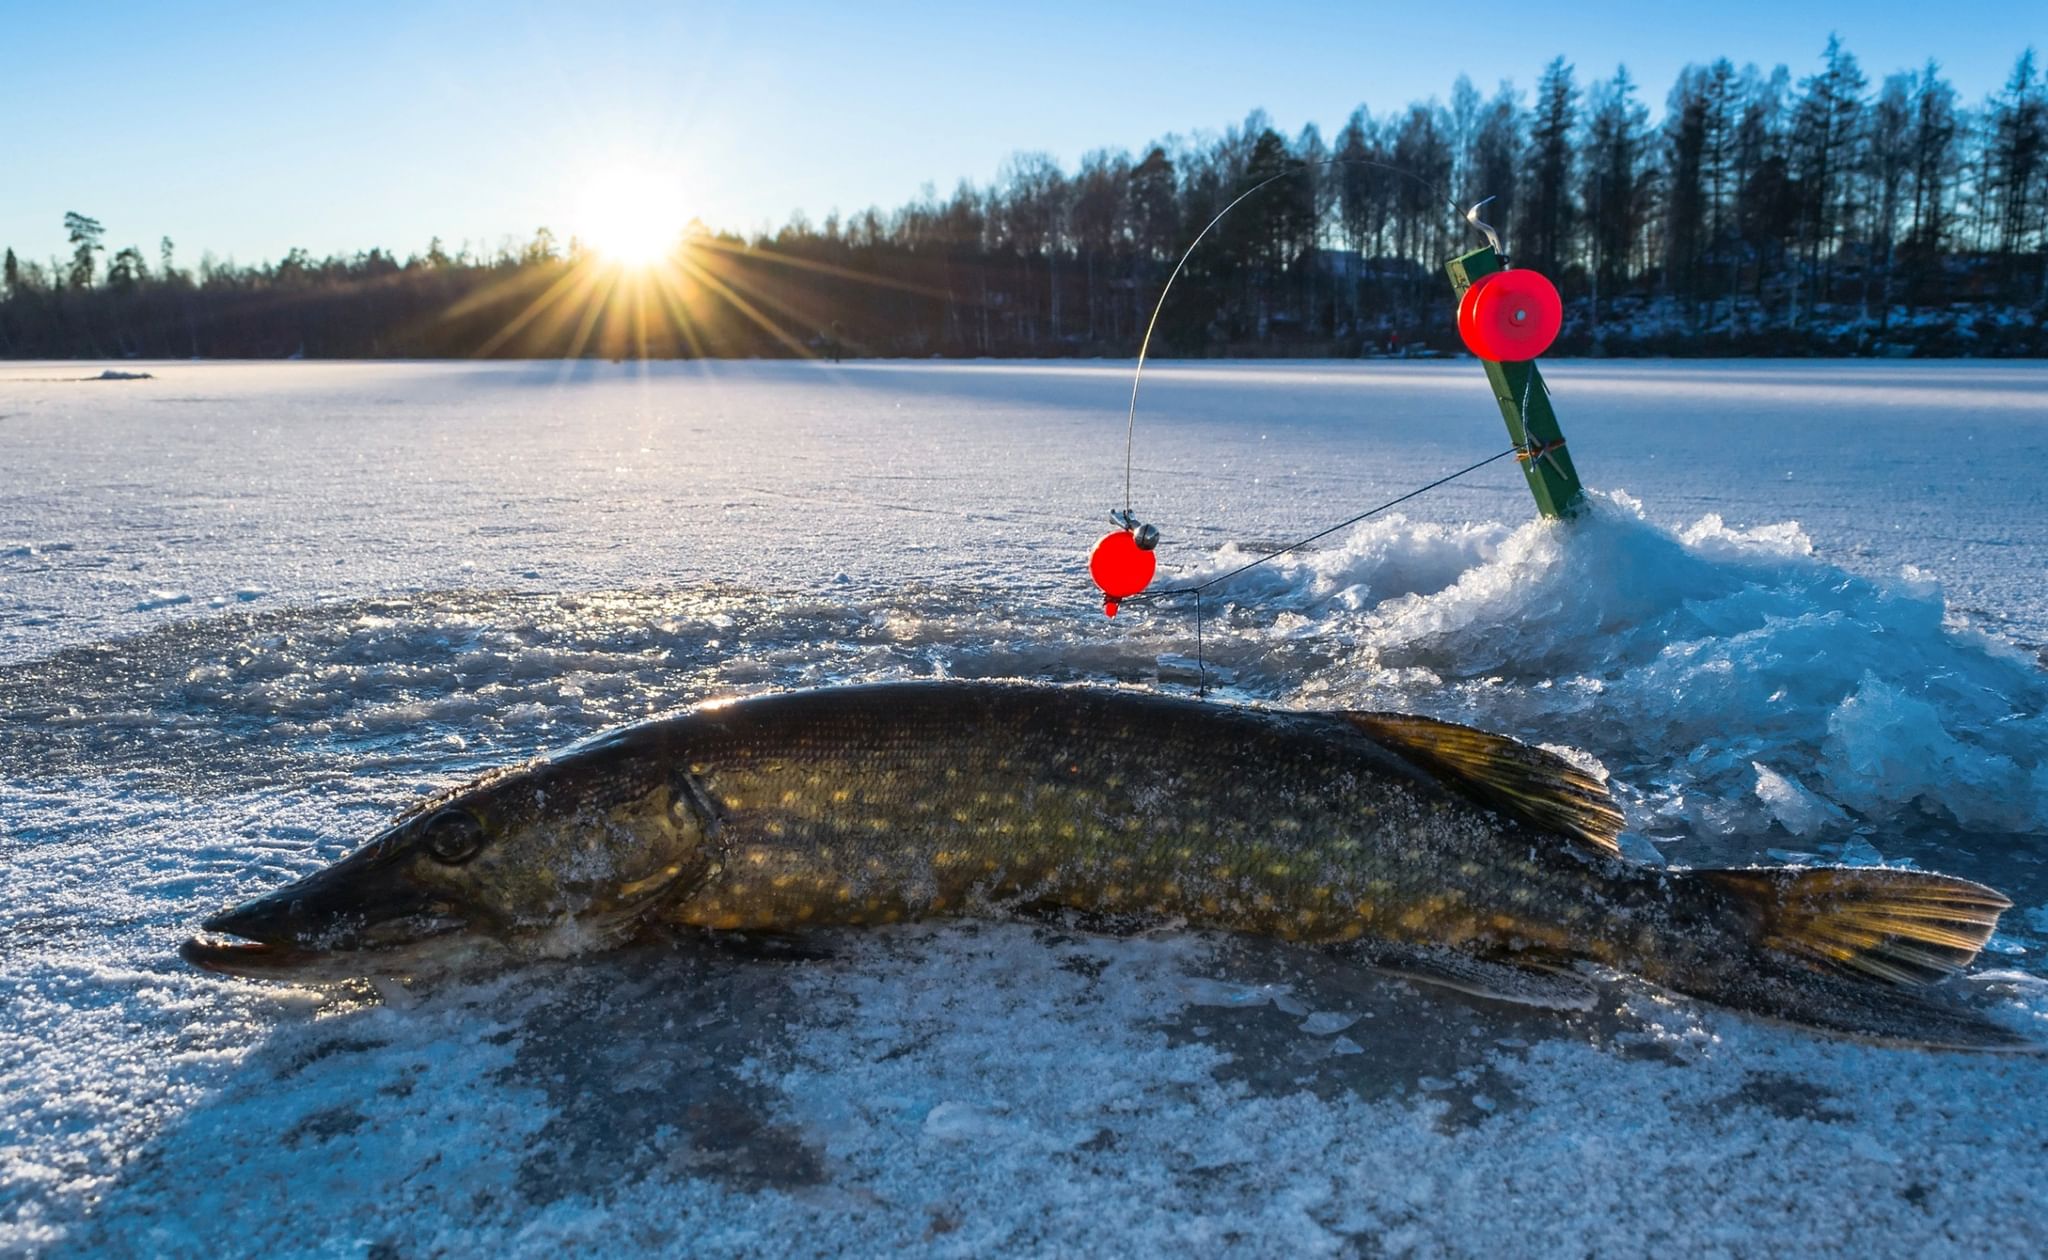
[183, 681, 2024, 1048]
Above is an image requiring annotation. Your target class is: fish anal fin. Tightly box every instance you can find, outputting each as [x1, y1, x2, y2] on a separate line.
[1342, 712, 1625, 856]
[1343, 942, 1599, 1012]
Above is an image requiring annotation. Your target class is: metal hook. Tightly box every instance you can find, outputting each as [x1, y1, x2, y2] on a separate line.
[1464, 197, 1503, 257]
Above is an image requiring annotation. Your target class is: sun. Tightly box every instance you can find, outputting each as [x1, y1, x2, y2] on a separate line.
[576, 166, 687, 269]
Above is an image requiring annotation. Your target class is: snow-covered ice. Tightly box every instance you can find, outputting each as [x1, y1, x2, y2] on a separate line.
[2, 359, 2046, 1256]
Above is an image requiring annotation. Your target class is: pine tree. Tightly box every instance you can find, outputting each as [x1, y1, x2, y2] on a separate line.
[1664, 66, 1712, 300]
[1983, 49, 2047, 297]
[522, 227, 558, 265]
[1903, 61, 1961, 307]
[1128, 146, 1178, 264]
[106, 245, 148, 289]
[996, 152, 1069, 343]
[1734, 66, 1795, 312]
[1522, 58, 1580, 276]
[1790, 35, 1867, 310]
[1389, 105, 1452, 278]
[1334, 109, 1376, 331]
[1449, 75, 1482, 201]
[64, 212, 105, 290]
[1294, 122, 1331, 333]
[1582, 66, 1653, 330]
[1700, 60, 1741, 260]
[1867, 73, 1915, 324]
[1470, 86, 1523, 247]
[1221, 129, 1311, 337]
[1070, 149, 1130, 342]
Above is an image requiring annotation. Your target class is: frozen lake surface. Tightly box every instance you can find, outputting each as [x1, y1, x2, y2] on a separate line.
[3, 359, 2046, 1256]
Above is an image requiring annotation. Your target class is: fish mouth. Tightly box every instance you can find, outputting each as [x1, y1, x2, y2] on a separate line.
[181, 866, 473, 980]
[179, 914, 474, 979]
[179, 932, 313, 975]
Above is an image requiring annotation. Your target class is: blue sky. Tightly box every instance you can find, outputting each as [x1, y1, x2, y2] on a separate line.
[3, 1, 2041, 268]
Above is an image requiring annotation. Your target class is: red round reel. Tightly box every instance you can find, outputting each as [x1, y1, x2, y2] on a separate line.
[1089, 529, 1156, 617]
[1457, 268, 1562, 361]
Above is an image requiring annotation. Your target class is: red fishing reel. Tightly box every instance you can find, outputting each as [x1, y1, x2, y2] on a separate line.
[1456, 267, 1562, 361]
[1090, 513, 1158, 617]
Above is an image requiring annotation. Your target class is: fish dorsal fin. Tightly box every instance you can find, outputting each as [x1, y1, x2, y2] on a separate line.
[1341, 712, 1625, 856]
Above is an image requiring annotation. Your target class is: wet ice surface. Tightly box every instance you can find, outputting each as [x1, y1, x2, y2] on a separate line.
[3, 360, 2047, 1256]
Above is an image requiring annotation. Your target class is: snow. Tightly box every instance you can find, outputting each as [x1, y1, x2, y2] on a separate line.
[2, 359, 2046, 1256]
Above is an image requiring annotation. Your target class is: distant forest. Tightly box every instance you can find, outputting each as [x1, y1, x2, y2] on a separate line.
[5, 39, 2046, 360]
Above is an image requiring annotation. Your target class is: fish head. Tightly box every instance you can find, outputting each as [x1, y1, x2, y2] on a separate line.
[182, 729, 723, 980]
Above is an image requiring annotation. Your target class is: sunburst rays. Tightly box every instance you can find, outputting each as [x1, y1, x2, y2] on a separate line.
[440, 225, 880, 361]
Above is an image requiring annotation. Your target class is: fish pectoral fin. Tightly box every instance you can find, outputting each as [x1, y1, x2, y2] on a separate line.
[1341, 942, 1600, 1012]
[1341, 712, 1625, 856]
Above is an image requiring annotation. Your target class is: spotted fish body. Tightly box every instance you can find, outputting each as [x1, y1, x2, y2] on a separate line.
[653, 683, 1634, 958]
[184, 681, 2022, 1049]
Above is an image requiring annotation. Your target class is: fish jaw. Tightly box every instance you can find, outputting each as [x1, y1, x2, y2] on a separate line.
[179, 843, 686, 981]
[180, 851, 478, 980]
[178, 928, 507, 983]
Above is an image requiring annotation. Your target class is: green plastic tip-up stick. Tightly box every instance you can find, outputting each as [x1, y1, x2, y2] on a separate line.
[1445, 245, 1585, 520]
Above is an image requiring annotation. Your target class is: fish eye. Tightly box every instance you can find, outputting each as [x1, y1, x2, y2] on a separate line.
[421, 809, 486, 865]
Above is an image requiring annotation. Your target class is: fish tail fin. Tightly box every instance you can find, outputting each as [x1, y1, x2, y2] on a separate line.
[1700, 866, 2009, 986]
[1656, 866, 2032, 1050]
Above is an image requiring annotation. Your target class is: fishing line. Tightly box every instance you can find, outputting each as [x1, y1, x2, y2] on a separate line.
[1131, 444, 1519, 603]
[1123, 444, 1520, 695]
[1123, 157, 1469, 516]
[1109, 157, 1504, 695]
